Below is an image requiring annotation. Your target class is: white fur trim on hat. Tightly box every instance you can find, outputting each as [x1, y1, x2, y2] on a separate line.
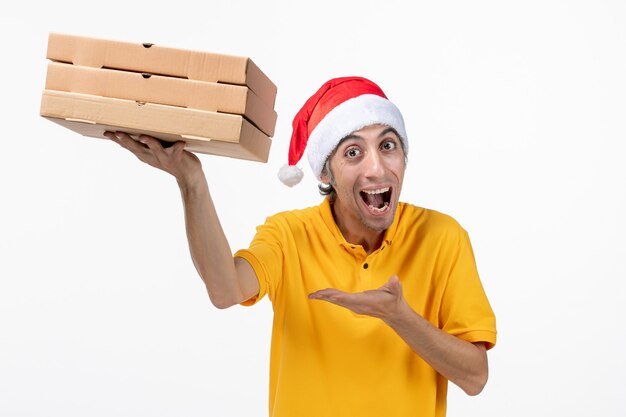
[306, 94, 408, 180]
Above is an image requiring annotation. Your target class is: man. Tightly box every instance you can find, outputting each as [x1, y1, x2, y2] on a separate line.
[104, 76, 496, 417]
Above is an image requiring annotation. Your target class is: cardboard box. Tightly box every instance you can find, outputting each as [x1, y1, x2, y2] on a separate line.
[40, 90, 271, 163]
[44, 62, 276, 137]
[46, 32, 277, 108]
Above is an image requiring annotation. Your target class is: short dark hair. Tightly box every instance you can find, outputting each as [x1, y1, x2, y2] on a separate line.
[318, 158, 336, 197]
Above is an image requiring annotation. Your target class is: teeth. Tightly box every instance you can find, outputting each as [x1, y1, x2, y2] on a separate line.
[363, 187, 390, 195]
[369, 202, 389, 212]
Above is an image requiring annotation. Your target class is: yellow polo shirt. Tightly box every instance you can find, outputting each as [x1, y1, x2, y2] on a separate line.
[235, 198, 496, 417]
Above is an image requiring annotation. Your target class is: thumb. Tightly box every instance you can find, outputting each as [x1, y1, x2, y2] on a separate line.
[383, 275, 403, 294]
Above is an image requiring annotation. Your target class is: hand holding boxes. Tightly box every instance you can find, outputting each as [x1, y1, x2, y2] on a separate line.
[40, 33, 277, 162]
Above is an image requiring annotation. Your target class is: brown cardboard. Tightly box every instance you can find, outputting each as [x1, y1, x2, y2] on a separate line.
[40, 90, 271, 162]
[46, 32, 277, 108]
[44, 62, 276, 137]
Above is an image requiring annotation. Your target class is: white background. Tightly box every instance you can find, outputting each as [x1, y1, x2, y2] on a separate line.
[1, 1, 625, 416]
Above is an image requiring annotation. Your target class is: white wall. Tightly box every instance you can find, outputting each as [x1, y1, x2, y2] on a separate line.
[1, 1, 625, 415]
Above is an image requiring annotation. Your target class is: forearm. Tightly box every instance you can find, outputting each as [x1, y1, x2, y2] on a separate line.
[104, 132, 256, 307]
[178, 174, 249, 308]
[384, 302, 488, 395]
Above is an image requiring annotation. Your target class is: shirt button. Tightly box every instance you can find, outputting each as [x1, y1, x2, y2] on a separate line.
[363, 263, 369, 269]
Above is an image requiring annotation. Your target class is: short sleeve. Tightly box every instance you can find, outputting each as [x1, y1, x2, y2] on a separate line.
[234, 215, 285, 306]
[439, 229, 497, 349]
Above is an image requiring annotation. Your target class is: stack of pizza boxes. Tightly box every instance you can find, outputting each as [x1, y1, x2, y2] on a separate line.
[40, 33, 277, 162]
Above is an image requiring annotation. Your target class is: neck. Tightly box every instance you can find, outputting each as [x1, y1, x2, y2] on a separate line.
[330, 200, 385, 255]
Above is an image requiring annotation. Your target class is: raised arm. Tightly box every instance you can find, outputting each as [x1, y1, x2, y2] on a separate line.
[105, 131, 259, 308]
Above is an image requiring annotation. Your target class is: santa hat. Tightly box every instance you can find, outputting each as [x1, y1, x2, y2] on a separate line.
[278, 76, 408, 187]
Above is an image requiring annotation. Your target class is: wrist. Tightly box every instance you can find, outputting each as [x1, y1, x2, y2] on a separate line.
[177, 170, 207, 195]
[382, 297, 414, 327]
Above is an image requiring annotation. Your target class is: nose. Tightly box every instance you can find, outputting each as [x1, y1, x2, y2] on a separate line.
[362, 150, 385, 179]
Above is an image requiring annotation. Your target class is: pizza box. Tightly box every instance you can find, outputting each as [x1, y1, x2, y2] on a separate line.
[40, 90, 271, 163]
[44, 62, 276, 137]
[46, 32, 277, 108]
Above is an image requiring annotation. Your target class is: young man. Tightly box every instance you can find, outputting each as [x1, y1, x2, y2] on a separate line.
[105, 76, 496, 417]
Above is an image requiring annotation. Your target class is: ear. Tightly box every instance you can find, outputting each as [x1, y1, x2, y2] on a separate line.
[319, 157, 334, 184]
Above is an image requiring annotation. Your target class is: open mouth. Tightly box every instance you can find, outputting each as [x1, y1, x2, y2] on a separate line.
[359, 187, 392, 213]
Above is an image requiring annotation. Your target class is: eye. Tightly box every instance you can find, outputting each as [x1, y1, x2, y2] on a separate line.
[381, 140, 397, 151]
[344, 147, 361, 158]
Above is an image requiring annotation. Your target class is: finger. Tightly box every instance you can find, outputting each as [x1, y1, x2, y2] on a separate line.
[110, 131, 131, 148]
[113, 131, 161, 164]
[161, 140, 188, 163]
[103, 131, 117, 141]
[104, 131, 128, 148]
[169, 140, 187, 156]
[139, 134, 179, 149]
[139, 135, 187, 164]
[114, 131, 145, 150]
[148, 140, 174, 168]
[120, 132, 164, 159]
[308, 288, 343, 299]
[157, 139, 187, 159]
[309, 293, 347, 307]
[309, 291, 358, 308]
[137, 134, 165, 154]
[104, 130, 125, 147]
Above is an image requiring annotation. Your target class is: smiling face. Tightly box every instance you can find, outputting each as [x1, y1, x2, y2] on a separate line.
[321, 124, 406, 245]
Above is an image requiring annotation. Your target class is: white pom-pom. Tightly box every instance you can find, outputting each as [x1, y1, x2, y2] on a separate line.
[278, 164, 304, 187]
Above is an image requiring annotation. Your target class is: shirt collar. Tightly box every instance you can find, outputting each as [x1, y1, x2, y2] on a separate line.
[319, 197, 403, 249]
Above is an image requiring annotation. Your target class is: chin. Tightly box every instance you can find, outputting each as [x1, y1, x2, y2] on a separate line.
[359, 204, 397, 232]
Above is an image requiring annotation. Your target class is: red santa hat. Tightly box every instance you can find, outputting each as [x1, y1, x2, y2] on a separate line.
[278, 76, 408, 187]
